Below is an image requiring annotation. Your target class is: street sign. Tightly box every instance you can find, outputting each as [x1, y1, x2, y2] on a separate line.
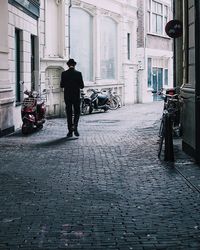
[165, 20, 183, 38]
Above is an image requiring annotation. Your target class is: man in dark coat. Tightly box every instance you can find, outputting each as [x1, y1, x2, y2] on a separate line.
[60, 59, 84, 137]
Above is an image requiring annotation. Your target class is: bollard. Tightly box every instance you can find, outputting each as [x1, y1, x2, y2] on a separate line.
[164, 113, 174, 161]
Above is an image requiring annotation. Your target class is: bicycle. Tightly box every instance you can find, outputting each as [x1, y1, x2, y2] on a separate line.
[101, 88, 121, 109]
[157, 87, 184, 160]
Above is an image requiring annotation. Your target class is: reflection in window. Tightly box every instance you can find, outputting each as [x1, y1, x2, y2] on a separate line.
[101, 17, 117, 79]
[70, 8, 93, 81]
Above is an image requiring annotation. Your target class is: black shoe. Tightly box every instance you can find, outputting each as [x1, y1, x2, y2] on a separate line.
[67, 132, 73, 137]
[74, 130, 79, 136]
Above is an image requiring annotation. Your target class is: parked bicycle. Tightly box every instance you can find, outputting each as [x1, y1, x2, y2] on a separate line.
[80, 88, 120, 114]
[155, 86, 185, 160]
[101, 88, 122, 108]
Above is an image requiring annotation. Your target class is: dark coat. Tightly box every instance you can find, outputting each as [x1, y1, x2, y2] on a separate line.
[60, 68, 84, 102]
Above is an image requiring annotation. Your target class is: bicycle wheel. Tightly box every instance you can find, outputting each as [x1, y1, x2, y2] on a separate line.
[115, 95, 122, 107]
[158, 116, 165, 158]
[108, 97, 119, 110]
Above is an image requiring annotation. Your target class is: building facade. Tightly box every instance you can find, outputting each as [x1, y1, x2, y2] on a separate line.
[174, 0, 200, 163]
[137, 0, 173, 103]
[39, 0, 138, 118]
[0, 0, 40, 135]
[0, 1, 14, 136]
[0, 0, 174, 135]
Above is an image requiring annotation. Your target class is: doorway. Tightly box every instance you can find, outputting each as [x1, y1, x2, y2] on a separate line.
[152, 67, 163, 101]
[45, 67, 65, 118]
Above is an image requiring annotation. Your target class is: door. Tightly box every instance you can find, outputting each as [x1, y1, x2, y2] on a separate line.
[152, 67, 163, 101]
[45, 68, 65, 118]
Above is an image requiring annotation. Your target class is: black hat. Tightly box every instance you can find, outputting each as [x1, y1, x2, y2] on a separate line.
[67, 58, 77, 66]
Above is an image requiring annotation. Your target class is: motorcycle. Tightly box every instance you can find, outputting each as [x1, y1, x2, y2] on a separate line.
[87, 89, 118, 114]
[21, 89, 46, 134]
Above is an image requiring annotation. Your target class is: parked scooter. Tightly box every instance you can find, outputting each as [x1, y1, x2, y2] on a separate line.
[88, 89, 111, 114]
[21, 89, 46, 134]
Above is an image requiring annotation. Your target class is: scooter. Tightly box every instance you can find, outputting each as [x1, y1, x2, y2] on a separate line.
[21, 89, 46, 134]
[88, 89, 110, 114]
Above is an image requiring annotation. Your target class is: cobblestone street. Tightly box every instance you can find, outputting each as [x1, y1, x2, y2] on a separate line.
[1, 102, 200, 250]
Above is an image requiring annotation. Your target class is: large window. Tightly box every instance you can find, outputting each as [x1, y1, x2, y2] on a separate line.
[100, 17, 117, 79]
[70, 8, 93, 81]
[147, 0, 170, 35]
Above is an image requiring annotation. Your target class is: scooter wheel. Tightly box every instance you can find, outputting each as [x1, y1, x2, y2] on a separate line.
[37, 124, 43, 129]
[22, 126, 31, 135]
[22, 123, 33, 134]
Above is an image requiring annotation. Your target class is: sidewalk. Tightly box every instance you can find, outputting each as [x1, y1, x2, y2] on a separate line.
[1, 102, 200, 250]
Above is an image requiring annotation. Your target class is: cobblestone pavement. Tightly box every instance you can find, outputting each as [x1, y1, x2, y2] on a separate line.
[1, 102, 200, 250]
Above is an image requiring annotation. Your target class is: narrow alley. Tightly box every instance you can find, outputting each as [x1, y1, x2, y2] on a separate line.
[1, 102, 200, 250]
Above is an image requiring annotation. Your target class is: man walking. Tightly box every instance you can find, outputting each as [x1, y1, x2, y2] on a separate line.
[60, 59, 84, 137]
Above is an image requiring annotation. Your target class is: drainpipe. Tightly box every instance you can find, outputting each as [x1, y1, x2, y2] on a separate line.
[68, 0, 72, 58]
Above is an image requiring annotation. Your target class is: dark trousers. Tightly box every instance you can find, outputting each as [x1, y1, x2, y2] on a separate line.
[65, 100, 80, 132]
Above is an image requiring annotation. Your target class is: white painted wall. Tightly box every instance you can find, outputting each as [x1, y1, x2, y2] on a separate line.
[40, 0, 138, 115]
[8, 3, 38, 129]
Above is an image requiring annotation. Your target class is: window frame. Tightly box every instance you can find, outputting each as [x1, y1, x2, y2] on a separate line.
[147, 0, 170, 36]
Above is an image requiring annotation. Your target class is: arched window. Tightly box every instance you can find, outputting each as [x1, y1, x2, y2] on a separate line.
[70, 8, 93, 81]
[100, 17, 117, 80]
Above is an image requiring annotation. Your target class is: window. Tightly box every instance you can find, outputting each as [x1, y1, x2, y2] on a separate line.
[46, 0, 61, 57]
[100, 17, 117, 80]
[127, 33, 131, 60]
[148, 58, 152, 87]
[147, 0, 170, 35]
[70, 8, 93, 81]
[164, 68, 168, 85]
[15, 29, 22, 103]
[31, 35, 36, 90]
